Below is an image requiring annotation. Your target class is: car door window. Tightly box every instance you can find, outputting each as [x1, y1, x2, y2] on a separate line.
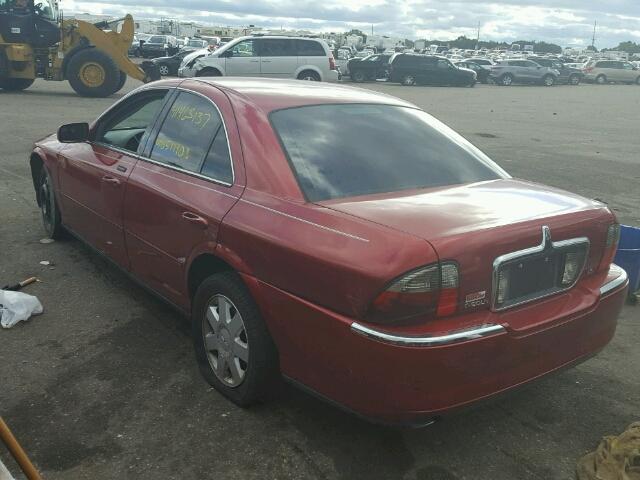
[260, 38, 295, 57]
[150, 91, 232, 183]
[96, 90, 168, 153]
[230, 40, 256, 57]
[622, 62, 633, 70]
[437, 59, 449, 69]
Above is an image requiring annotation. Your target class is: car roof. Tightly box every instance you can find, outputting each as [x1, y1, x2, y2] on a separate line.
[190, 77, 416, 113]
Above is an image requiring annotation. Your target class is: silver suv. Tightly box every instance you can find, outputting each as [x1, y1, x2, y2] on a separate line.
[181, 36, 339, 82]
[490, 59, 559, 86]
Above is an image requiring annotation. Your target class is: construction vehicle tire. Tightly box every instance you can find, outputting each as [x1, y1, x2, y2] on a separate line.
[113, 71, 127, 94]
[0, 78, 35, 91]
[67, 48, 120, 97]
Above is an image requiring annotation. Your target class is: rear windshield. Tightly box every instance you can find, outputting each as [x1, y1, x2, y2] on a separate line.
[270, 104, 505, 201]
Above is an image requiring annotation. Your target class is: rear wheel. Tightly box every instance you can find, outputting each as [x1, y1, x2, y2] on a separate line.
[499, 73, 513, 86]
[0, 78, 35, 91]
[158, 64, 170, 76]
[192, 272, 279, 406]
[351, 70, 366, 82]
[67, 49, 120, 97]
[297, 70, 321, 81]
[568, 74, 580, 85]
[401, 74, 415, 86]
[542, 74, 555, 87]
[596, 74, 607, 85]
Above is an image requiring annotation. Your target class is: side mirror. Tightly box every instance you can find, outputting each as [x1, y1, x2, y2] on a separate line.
[57, 123, 89, 143]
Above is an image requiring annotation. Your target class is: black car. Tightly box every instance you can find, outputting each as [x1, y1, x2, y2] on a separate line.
[140, 35, 178, 59]
[152, 49, 196, 76]
[528, 57, 582, 85]
[455, 61, 491, 84]
[389, 54, 476, 87]
[348, 54, 392, 82]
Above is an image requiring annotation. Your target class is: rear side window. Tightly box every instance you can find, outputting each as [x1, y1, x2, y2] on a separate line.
[296, 40, 325, 56]
[150, 91, 232, 183]
[270, 104, 504, 202]
[260, 38, 295, 56]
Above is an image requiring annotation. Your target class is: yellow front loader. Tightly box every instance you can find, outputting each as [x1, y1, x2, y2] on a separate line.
[0, 1, 160, 97]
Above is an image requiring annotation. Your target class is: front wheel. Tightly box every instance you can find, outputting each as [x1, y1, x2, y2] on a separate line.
[192, 272, 279, 407]
[596, 74, 607, 85]
[569, 74, 580, 85]
[499, 74, 513, 86]
[542, 74, 555, 87]
[401, 74, 415, 86]
[0, 78, 35, 91]
[67, 49, 120, 97]
[158, 64, 170, 76]
[38, 167, 64, 239]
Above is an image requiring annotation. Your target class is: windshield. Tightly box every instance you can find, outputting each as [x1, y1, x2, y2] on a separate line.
[187, 40, 203, 47]
[35, 0, 57, 20]
[148, 36, 165, 43]
[270, 104, 506, 202]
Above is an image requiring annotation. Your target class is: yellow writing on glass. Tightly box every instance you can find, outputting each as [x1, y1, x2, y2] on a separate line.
[169, 103, 212, 129]
[156, 136, 191, 161]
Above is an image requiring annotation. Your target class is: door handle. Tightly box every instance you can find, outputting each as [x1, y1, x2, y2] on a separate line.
[262, 60, 272, 63]
[250, 60, 259, 63]
[101, 175, 121, 186]
[182, 211, 208, 228]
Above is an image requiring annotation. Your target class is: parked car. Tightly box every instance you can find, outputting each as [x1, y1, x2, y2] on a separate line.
[177, 48, 211, 78]
[184, 38, 209, 50]
[583, 60, 640, 85]
[128, 33, 151, 57]
[490, 60, 559, 86]
[528, 57, 583, 85]
[455, 60, 491, 84]
[468, 57, 493, 66]
[185, 36, 338, 82]
[152, 49, 196, 76]
[140, 34, 178, 59]
[389, 54, 476, 86]
[30, 78, 628, 425]
[348, 53, 392, 82]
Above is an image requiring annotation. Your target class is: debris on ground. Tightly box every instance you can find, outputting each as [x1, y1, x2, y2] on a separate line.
[0, 290, 43, 329]
[2, 277, 38, 292]
[39, 261, 50, 266]
[576, 422, 640, 480]
[39, 238, 55, 244]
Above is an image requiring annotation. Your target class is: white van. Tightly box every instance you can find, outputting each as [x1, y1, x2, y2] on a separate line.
[180, 36, 339, 81]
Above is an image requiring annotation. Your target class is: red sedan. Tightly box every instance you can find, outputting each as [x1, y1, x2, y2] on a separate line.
[30, 78, 628, 425]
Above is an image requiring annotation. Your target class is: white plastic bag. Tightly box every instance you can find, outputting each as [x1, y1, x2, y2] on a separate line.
[0, 290, 43, 329]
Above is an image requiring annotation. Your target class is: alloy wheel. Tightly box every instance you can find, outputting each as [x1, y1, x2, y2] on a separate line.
[40, 174, 54, 232]
[202, 294, 249, 388]
[159, 65, 169, 76]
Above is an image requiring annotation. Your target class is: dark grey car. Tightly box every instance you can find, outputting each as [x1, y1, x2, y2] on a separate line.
[490, 59, 559, 86]
[528, 57, 582, 85]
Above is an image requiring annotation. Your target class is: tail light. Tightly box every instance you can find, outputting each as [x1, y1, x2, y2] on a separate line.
[329, 57, 336, 70]
[367, 262, 459, 324]
[600, 223, 621, 269]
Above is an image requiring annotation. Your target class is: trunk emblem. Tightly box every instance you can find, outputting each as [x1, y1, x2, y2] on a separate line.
[465, 290, 487, 308]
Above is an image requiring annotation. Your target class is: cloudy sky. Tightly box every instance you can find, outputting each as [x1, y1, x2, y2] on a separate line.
[64, 0, 640, 48]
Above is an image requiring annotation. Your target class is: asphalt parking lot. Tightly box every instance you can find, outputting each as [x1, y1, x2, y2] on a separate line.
[1, 79, 638, 480]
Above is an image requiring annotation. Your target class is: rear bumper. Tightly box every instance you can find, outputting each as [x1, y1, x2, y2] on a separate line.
[245, 264, 628, 425]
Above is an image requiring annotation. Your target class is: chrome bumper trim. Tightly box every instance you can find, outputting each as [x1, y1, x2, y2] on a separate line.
[600, 264, 628, 296]
[350, 323, 506, 347]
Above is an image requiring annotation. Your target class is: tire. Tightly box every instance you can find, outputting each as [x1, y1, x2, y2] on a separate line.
[112, 71, 127, 94]
[569, 74, 580, 85]
[542, 74, 555, 87]
[196, 67, 221, 77]
[297, 70, 321, 81]
[636, 76, 640, 85]
[499, 74, 513, 86]
[38, 167, 64, 239]
[351, 70, 366, 82]
[66, 49, 120, 97]
[192, 272, 279, 407]
[596, 74, 607, 85]
[158, 64, 170, 76]
[0, 78, 35, 91]
[401, 74, 415, 86]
